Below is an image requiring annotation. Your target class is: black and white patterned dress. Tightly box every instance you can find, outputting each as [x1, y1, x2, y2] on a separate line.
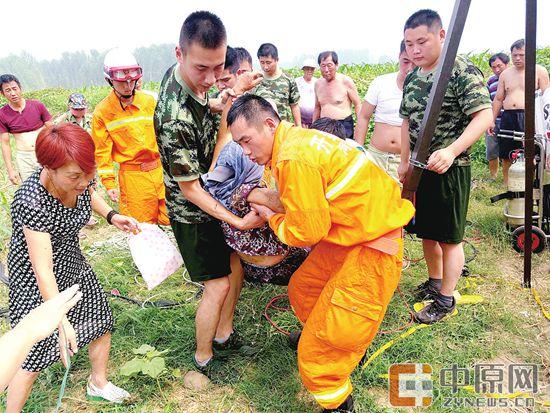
[8, 170, 114, 372]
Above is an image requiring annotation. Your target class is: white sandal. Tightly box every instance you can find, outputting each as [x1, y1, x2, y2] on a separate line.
[86, 378, 130, 403]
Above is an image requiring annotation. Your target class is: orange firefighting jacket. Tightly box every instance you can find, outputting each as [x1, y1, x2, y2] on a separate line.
[91, 90, 161, 190]
[268, 121, 415, 250]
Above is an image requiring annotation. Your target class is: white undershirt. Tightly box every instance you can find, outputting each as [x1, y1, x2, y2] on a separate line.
[364, 72, 403, 127]
[295, 76, 317, 112]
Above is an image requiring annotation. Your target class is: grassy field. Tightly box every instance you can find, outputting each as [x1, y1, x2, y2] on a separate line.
[0, 57, 549, 412]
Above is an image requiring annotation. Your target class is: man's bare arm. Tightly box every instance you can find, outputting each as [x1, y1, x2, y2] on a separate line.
[209, 100, 233, 171]
[247, 188, 284, 213]
[428, 108, 493, 174]
[346, 77, 362, 117]
[290, 104, 301, 127]
[1, 132, 20, 185]
[312, 83, 321, 122]
[178, 179, 265, 230]
[489, 74, 506, 135]
[354, 102, 375, 145]
[537, 65, 550, 92]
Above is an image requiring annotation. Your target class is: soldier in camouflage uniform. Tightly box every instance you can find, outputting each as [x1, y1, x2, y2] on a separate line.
[398, 10, 492, 324]
[54, 93, 92, 132]
[154, 11, 264, 373]
[54, 93, 97, 225]
[252, 43, 301, 125]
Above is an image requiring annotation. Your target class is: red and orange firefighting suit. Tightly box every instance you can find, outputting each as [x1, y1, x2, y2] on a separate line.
[268, 122, 415, 409]
[92, 90, 169, 225]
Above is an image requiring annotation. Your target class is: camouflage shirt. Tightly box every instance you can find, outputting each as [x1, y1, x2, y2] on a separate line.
[251, 71, 300, 122]
[55, 111, 92, 133]
[399, 55, 491, 166]
[154, 64, 218, 224]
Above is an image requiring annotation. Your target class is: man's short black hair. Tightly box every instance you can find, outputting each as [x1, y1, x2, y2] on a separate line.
[224, 46, 252, 74]
[227, 95, 280, 127]
[511, 39, 525, 52]
[257, 43, 278, 60]
[224, 46, 237, 72]
[318, 51, 338, 65]
[234, 47, 252, 73]
[310, 117, 347, 140]
[400, 40, 406, 55]
[489, 52, 510, 66]
[404, 9, 442, 32]
[179, 11, 227, 51]
[0, 74, 21, 92]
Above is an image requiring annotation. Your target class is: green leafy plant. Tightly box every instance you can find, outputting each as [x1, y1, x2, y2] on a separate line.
[120, 344, 169, 379]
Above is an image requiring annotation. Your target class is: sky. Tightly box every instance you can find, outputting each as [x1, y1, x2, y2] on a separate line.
[3, 0, 549, 65]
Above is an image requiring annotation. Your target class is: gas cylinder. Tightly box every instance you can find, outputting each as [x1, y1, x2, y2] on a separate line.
[505, 153, 525, 226]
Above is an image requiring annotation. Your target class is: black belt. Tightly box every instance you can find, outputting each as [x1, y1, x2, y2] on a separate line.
[490, 191, 525, 203]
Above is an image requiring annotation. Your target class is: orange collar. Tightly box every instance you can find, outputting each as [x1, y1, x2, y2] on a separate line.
[107, 89, 145, 111]
[270, 121, 293, 171]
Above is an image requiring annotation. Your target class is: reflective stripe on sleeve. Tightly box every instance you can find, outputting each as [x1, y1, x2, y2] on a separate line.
[276, 220, 288, 244]
[325, 155, 366, 200]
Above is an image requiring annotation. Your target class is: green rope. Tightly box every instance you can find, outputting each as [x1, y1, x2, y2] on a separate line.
[54, 324, 72, 413]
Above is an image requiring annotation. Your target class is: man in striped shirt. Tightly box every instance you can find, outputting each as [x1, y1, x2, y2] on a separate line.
[486, 53, 509, 179]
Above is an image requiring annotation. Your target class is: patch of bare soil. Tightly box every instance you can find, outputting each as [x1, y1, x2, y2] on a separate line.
[168, 381, 255, 412]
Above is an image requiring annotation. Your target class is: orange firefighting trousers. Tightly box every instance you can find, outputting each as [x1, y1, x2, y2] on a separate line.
[118, 163, 169, 225]
[288, 239, 403, 409]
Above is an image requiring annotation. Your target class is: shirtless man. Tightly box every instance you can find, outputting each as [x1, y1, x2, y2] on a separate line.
[490, 39, 550, 184]
[0, 74, 52, 185]
[313, 51, 362, 139]
[354, 41, 414, 183]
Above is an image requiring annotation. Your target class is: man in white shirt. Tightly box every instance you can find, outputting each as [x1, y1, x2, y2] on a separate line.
[354, 41, 414, 183]
[295, 58, 318, 128]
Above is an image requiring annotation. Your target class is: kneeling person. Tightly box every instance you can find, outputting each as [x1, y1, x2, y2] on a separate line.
[228, 95, 415, 412]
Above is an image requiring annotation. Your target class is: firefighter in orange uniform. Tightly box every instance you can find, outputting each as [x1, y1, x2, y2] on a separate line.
[227, 95, 415, 412]
[92, 48, 169, 225]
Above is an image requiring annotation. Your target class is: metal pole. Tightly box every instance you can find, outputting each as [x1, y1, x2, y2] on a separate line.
[523, 0, 536, 288]
[402, 0, 472, 200]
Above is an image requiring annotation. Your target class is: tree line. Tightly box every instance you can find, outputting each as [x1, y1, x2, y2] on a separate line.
[0, 44, 176, 90]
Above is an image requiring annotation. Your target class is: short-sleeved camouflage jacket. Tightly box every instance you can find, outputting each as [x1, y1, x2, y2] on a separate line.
[399, 55, 491, 166]
[154, 64, 217, 224]
[251, 72, 300, 122]
[55, 111, 92, 133]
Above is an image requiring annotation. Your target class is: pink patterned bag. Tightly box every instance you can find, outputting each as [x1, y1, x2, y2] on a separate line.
[127, 223, 183, 290]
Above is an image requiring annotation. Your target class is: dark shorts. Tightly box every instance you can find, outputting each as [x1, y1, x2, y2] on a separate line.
[498, 109, 524, 160]
[485, 118, 500, 160]
[171, 219, 231, 282]
[407, 165, 471, 244]
[241, 247, 309, 286]
[338, 115, 355, 139]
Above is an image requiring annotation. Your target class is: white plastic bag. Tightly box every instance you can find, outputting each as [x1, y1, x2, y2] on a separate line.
[127, 223, 183, 290]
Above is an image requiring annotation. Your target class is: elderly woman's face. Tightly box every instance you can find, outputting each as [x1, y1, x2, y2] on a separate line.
[49, 161, 96, 195]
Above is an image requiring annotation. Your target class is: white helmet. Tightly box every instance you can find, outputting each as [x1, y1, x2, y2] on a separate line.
[103, 47, 142, 82]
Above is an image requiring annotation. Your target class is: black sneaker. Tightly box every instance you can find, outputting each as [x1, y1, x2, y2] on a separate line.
[288, 330, 302, 350]
[414, 280, 440, 302]
[323, 395, 355, 412]
[212, 332, 259, 356]
[413, 298, 456, 324]
[192, 354, 225, 380]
